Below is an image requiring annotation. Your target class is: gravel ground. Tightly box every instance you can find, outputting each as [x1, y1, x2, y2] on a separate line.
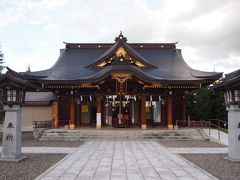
[1, 131, 237, 180]
[0, 132, 83, 147]
[0, 153, 66, 180]
[181, 154, 240, 180]
[159, 140, 226, 148]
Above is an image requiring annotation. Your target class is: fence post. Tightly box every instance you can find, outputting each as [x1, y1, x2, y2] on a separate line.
[218, 120, 220, 140]
[209, 121, 211, 135]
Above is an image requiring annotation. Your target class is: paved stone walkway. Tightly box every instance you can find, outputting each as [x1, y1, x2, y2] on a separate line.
[169, 147, 228, 154]
[0, 146, 227, 154]
[0, 147, 77, 154]
[35, 141, 217, 180]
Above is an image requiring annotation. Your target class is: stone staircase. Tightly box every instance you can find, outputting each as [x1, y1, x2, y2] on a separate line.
[39, 128, 205, 141]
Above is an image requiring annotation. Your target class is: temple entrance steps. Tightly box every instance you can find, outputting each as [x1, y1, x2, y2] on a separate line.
[39, 128, 207, 141]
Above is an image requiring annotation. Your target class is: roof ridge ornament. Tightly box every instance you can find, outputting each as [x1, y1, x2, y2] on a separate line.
[115, 31, 127, 42]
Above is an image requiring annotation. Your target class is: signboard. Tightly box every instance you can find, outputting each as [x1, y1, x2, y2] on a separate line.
[81, 104, 88, 113]
[97, 113, 101, 126]
[153, 102, 161, 123]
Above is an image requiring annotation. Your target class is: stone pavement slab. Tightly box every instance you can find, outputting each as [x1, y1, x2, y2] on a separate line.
[169, 147, 228, 154]
[0, 147, 77, 154]
[35, 141, 218, 180]
[0, 146, 228, 155]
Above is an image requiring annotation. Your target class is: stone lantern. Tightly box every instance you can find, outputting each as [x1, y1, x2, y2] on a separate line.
[214, 69, 240, 162]
[223, 89, 240, 105]
[0, 67, 37, 161]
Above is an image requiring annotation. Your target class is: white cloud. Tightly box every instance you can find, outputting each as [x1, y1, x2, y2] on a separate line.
[44, 23, 62, 35]
[0, 0, 239, 74]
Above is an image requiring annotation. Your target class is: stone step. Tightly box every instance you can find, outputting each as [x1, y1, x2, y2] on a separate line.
[42, 135, 195, 138]
[39, 129, 203, 141]
[43, 131, 193, 135]
[40, 137, 192, 141]
[41, 134, 193, 138]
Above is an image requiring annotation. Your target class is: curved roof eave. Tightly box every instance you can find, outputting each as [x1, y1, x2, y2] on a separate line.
[38, 65, 164, 84]
[23, 69, 51, 79]
[86, 34, 156, 68]
[82, 65, 163, 83]
[189, 70, 222, 79]
[173, 49, 223, 80]
[0, 67, 41, 90]
[37, 65, 217, 85]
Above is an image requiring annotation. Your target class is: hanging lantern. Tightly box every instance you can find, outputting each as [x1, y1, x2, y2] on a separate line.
[4, 86, 25, 106]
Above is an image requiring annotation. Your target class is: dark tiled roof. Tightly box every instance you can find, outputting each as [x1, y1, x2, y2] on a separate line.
[213, 69, 240, 90]
[24, 92, 56, 106]
[24, 34, 222, 84]
[0, 67, 41, 90]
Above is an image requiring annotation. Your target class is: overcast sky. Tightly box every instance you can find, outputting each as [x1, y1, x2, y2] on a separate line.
[0, 0, 239, 74]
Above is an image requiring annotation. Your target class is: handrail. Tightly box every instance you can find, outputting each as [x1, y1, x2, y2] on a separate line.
[208, 119, 228, 140]
[189, 119, 228, 140]
[208, 118, 228, 124]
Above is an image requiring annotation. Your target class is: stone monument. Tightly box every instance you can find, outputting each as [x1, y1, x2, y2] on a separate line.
[226, 104, 240, 162]
[0, 105, 27, 161]
[0, 67, 37, 162]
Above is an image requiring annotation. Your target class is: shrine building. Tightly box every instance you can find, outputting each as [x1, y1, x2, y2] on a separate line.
[2, 33, 222, 129]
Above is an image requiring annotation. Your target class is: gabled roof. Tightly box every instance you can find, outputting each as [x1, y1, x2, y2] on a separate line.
[0, 67, 40, 90]
[86, 33, 156, 68]
[213, 69, 240, 90]
[22, 33, 222, 85]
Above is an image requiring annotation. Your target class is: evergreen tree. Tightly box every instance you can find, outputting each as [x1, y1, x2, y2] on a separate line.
[0, 43, 4, 74]
[0, 43, 4, 124]
[186, 87, 227, 122]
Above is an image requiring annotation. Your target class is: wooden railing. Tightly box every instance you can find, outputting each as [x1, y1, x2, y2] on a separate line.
[33, 121, 52, 129]
[175, 120, 188, 127]
[175, 119, 228, 140]
[189, 119, 228, 140]
[190, 120, 211, 128]
[207, 119, 228, 140]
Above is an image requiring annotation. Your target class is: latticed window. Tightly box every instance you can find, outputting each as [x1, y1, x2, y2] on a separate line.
[224, 90, 232, 103]
[7, 90, 16, 102]
[234, 90, 240, 102]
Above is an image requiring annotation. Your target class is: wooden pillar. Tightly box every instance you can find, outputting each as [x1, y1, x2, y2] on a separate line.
[161, 101, 165, 126]
[105, 97, 109, 125]
[131, 101, 135, 124]
[96, 95, 101, 129]
[167, 95, 173, 129]
[69, 96, 75, 129]
[141, 95, 147, 129]
[55, 99, 59, 128]
[77, 102, 81, 126]
[183, 96, 186, 122]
